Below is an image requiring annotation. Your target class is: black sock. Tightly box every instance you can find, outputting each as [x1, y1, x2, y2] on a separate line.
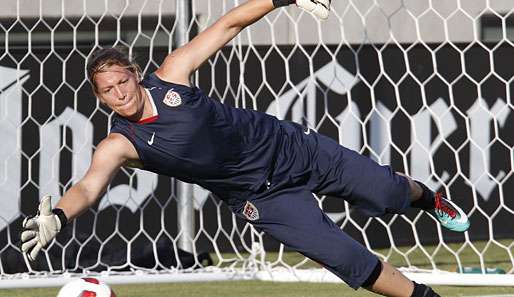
[411, 181, 435, 211]
[411, 281, 441, 297]
[272, 0, 295, 7]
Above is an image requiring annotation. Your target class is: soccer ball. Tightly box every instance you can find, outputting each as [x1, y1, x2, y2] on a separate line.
[57, 277, 116, 297]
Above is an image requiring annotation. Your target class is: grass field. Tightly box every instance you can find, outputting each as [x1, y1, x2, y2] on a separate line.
[1, 281, 514, 297]
[2, 240, 512, 297]
[215, 239, 514, 274]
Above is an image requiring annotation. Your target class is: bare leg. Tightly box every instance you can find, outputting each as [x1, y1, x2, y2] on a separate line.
[364, 261, 414, 297]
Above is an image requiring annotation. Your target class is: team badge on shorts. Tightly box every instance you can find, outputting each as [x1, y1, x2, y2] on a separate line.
[243, 201, 259, 221]
[163, 89, 182, 107]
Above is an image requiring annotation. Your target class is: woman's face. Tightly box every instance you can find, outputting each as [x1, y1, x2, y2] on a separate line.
[93, 64, 144, 120]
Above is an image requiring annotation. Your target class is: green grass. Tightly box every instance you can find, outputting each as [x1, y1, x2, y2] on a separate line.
[1, 281, 514, 297]
[213, 239, 514, 274]
[1, 240, 512, 297]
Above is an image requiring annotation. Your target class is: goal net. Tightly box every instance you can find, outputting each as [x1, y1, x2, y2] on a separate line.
[1, 0, 513, 288]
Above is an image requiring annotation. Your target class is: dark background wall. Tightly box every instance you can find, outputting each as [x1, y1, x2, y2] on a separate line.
[1, 42, 513, 272]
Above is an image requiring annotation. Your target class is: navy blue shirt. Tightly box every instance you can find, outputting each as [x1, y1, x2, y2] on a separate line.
[110, 73, 284, 206]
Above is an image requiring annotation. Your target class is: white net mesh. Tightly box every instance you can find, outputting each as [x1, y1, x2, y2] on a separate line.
[0, 0, 513, 286]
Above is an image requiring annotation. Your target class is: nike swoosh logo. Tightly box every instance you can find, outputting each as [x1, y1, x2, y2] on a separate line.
[304, 127, 311, 135]
[445, 198, 469, 224]
[148, 132, 155, 145]
[311, 0, 330, 10]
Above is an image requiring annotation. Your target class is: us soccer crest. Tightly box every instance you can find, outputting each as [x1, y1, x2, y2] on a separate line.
[163, 89, 182, 107]
[243, 201, 259, 221]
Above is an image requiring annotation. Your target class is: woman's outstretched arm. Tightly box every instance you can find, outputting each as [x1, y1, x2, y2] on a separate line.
[155, 0, 280, 85]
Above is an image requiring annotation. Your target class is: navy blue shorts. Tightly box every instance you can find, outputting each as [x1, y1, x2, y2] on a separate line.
[237, 122, 411, 289]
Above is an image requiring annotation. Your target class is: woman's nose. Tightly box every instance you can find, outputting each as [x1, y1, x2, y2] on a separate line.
[113, 86, 125, 99]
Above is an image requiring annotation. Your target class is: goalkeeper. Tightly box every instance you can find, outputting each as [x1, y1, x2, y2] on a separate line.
[21, 1, 469, 296]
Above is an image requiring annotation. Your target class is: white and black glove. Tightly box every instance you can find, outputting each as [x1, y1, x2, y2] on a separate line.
[21, 196, 67, 261]
[273, 0, 331, 20]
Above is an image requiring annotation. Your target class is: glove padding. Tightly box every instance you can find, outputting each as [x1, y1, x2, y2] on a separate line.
[296, 0, 331, 20]
[21, 196, 62, 261]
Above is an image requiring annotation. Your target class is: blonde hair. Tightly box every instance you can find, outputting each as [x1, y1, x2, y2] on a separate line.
[86, 48, 142, 92]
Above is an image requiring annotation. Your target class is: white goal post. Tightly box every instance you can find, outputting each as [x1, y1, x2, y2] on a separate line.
[0, 0, 513, 288]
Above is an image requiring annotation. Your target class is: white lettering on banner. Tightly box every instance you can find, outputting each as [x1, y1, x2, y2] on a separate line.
[369, 102, 393, 164]
[193, 184, 210, 209]
[0, 66, 29, 231]
[39, 108, 94, 206]
[468, 98, 509, 201]
[265, 61, 513, 220]
[411, 99, 456, 190]
[335, 101, 361, 151]
[1, 63, 513, 230]
[266, 61, 359, 125]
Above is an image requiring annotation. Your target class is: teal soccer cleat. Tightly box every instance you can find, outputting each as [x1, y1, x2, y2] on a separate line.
[432, 193, 470, 232]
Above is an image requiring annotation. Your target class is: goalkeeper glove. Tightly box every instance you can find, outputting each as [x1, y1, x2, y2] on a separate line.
[273, 0, 331, 20]
[21, 196, 67, 261]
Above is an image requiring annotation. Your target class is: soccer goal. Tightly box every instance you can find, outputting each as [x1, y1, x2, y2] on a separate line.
[1, 0, 513, 288]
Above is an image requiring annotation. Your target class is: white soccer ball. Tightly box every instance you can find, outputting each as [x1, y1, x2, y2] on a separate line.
[57, 277, 116, 297]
